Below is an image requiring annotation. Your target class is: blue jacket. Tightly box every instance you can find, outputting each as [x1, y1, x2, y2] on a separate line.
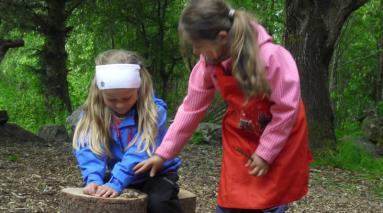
[74, 98, 181, 193]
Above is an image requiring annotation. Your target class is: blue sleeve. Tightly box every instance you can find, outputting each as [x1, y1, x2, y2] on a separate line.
[105, 147, 148, 193]
[74, 147, 107, 186]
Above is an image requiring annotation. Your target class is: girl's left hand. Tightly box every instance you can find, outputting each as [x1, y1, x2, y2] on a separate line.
[245, 153, 269, 176]
[95, 185, 119, 198]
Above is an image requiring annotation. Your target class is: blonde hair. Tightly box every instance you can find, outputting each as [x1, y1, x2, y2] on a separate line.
[72, 49, 159, 157]
[179, 0, 270, 98]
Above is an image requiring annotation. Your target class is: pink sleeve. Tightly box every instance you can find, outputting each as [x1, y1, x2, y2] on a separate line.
[155, 60, 215, 159]
[255, 44, 301, 164]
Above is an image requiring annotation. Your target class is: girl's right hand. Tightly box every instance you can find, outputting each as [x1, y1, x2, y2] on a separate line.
[246, 153, 269, 176]
[133, 155, 165, 177]
[83, 183, 99, 196]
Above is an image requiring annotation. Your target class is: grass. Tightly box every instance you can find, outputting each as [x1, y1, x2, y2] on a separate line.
[190, 131, 207, 145]
[312, 134, 383, 198]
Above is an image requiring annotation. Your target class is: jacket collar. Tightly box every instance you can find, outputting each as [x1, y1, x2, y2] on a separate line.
[112, 107, 137, 128]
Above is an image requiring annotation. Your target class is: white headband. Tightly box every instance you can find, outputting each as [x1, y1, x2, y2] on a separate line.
[96, 64, 141, 90]
[228, 9, 235, 19]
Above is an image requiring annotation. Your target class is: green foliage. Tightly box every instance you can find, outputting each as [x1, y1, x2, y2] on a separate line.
[0, 31, 67, 132]
[66, 0, 188, 115]
[335, 123, 363, 139]
[377, 100, 383, 116]
[230, 0, 284, 43]
[7, 153, 17, 162]
[331, 0, 382, 129]
[315, 140, 383, 172]
[66, 4, 100, 110]
[190, 131, 205, 145]
[313, 136, 383, 197]
[0, 0, 381, 143]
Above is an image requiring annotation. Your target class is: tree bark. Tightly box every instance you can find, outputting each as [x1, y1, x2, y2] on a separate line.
[38, 0, 72, 112]
[0, 110, 8, 126]
[377, 0, 383, 101]
[60, 187, 196, 213]
[60, 188, 148, 213]
[284, 0, 369, 150]
[0, 39, 24, 62]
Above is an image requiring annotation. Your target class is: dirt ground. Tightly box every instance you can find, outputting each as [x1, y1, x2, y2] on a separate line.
[0, 139, 382, 213]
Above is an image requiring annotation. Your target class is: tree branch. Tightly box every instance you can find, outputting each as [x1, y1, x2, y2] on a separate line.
[0, 39, 24, 61]
[327, 0, 369, 48]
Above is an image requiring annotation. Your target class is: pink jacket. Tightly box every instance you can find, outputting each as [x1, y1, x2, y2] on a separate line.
[156, 24, 301, 164]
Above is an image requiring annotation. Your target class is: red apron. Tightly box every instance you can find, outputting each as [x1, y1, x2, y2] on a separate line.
[215, 64, 312, 209]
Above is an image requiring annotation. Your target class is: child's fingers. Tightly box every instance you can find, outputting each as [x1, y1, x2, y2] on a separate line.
[245, 158, 255, 168]
[245, 160, 250, 167]
[94, 185, 119, 198]
[133, 161, 144, 171]
[149, 165, 158, 177]
[135, 155, 165, 175]
[83, 184, 98, 195]
[95, 187, 107, 197]
[249, 166, 261, 176]
[101, 189, 113, 198]
[259, 168, 268, 176]
[249, 167, 268, 176]
[110, 191, 118, 198]
[134, 162, 150, 174]
[83, 188, 90, 195]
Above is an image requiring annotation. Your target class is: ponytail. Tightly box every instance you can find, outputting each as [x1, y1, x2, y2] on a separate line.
[229, 10, 270, 99]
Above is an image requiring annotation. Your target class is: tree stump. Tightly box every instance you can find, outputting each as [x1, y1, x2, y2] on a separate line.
[60, 188, 147, 213]
[178, 188, 197, 213]
[60, 187, 196, 213]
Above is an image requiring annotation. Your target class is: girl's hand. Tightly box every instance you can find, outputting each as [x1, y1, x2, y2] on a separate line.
[83, 183, 99, 196]
[133, 155, 165, 177]
[245, 153, 269, 176]
[95, 185, 118, 198]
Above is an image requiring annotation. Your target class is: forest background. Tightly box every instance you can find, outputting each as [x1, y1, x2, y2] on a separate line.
[0, 0, 383, 198]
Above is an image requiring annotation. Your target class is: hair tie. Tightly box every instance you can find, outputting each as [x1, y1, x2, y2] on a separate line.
[228, 9, 235, 19]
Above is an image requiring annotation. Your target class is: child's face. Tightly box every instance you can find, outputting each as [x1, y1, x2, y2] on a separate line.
[188, 31, 230, 64]
[102, 88, 139, 117]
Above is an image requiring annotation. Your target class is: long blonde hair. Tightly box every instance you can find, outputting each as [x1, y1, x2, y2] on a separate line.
[72, 50, 159, 157]
[179, 0, 270, 98]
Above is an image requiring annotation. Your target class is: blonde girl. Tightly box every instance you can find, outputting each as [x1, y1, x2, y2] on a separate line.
[73, 49, 181, 213]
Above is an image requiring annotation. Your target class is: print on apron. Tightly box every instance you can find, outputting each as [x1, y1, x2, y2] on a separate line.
[238, 110, 272, 136]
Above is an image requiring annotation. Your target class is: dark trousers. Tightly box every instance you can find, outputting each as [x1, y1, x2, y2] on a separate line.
[131, 172, 182, 213]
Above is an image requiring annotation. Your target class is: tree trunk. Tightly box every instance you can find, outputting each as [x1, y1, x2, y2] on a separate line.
[0, 110, 8, 126]
[0, 39, 24, 62]
[377, 0, 383, 101]
[284, 0, 368, 150]
[39, 0, 72, 112]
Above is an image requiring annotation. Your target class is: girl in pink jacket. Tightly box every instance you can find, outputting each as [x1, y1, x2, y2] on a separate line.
[135, 0, 312, 212]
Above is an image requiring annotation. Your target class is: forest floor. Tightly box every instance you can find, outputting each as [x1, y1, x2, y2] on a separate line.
[0, 139, 382, 213]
